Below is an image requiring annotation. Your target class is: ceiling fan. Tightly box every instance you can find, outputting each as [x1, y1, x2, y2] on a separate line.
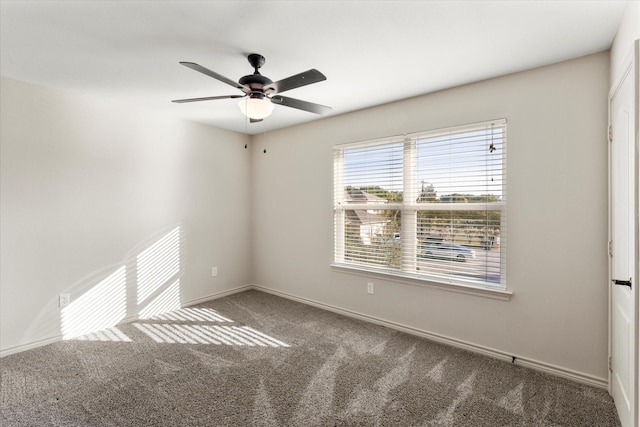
[172, 53, 331, 122]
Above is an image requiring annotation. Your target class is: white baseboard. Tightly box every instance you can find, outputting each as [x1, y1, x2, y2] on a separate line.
[0, 285, 253, 358]
[251, 285, 609, 390]
[0, 335, 63, 358]
[0, 283, 610, 390]
[183, 285, 253, 307]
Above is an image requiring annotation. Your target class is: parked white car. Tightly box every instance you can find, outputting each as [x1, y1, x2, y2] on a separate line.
[420, 242, 476, 262]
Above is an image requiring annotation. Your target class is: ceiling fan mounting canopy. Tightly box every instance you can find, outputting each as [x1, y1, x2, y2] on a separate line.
[247, 53, 265, 71]
[172, 53, 331, 121]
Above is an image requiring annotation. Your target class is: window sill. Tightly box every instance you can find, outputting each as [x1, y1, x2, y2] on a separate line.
[330, 263, 513, 301]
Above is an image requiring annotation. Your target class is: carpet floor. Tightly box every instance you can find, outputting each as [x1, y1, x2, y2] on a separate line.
[1, 290, 620, 426]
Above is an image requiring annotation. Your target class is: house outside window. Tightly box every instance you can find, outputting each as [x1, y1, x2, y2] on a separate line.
[333, 119, 506, 289]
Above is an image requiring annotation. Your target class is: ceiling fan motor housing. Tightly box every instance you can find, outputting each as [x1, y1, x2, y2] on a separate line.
[239, 73, 273, 93]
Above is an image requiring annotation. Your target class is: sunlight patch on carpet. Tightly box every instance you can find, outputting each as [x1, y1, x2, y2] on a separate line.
[72, 326, 132, 342]
[132, 323, 290, 347]
[149, 307, 233, 323]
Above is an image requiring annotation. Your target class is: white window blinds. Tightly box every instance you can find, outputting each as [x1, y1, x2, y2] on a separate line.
[334, 119, 506, 289]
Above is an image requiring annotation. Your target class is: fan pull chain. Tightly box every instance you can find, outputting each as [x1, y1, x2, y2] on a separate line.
[262, 116, 268, 153]
[244, 104, 249, 149]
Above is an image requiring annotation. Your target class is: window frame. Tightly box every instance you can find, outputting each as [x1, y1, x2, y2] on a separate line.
[332, 119, 510, 300]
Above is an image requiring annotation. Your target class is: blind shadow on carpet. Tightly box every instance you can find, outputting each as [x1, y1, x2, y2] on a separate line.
[0, 290, 620, 426]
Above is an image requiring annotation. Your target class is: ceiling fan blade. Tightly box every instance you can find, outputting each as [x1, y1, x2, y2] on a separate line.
[180, 62, 249, 92]
[271, 95, 331, 115]
[172, 95, 245, 103]
[263, 69, 326, 94]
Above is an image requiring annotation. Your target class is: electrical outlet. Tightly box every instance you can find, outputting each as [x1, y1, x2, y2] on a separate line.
[59, 293, 70, 308]
[367, 282, 374, 294]
[212, 267, 218, 277]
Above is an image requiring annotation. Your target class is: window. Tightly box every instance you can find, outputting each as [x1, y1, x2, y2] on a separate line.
[333, 119, 506, 290]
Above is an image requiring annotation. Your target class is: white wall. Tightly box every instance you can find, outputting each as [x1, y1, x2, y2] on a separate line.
[0, 77, 252, 354]
[251, 52, 610, 382]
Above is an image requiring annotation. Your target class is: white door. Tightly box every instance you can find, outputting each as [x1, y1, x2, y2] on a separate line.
[609, 47, 637, 427]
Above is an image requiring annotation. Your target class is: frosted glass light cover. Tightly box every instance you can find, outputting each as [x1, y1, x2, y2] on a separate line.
[238, 98, 274, 119]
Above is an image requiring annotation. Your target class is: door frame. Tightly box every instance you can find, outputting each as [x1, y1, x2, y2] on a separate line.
[608, 39, 639, 427]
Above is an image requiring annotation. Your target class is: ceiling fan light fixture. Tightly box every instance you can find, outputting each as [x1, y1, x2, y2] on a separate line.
[238, 97, 274, 120]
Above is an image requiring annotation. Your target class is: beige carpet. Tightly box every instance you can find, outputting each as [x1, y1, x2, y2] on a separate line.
[1, 290, 620, 426]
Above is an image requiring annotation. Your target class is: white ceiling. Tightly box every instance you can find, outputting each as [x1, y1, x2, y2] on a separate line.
[0, 1, 628, 135]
